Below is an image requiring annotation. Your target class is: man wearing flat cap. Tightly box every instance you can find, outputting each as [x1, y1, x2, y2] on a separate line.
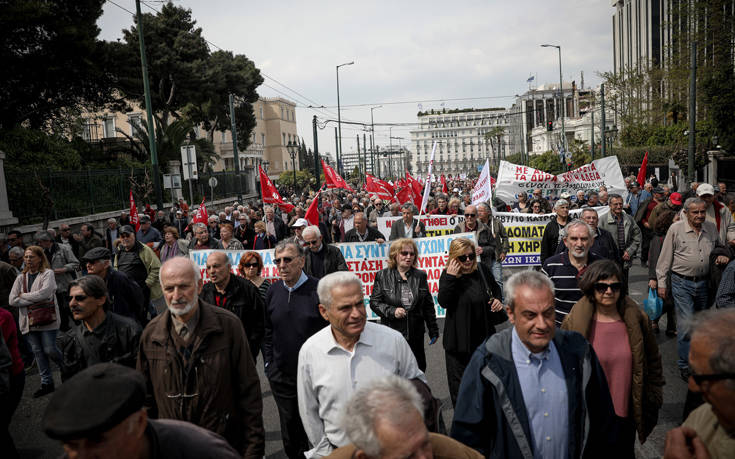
[57, 276, 141, 381]
[83, 246, 145, 324]
[137, 257, 265, 457]
[43, 363, 241, 458]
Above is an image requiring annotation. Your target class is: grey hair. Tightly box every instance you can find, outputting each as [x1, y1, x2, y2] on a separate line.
[400, 202, 418, 213]
[477, 202, 491, 211]
[560, 220, 595, 239]
[274, 239, 305, 258]
[192, 222, 207, 232]
[264, 205, 274, 213]
[691, 309, 735, 389]
[554, 199, 569, 209]
[342, 375, 424, 457]
[34, 230, 54, 242]
[302, 225, 322, 239]
[684, 197, 705, 211]
[8, 246, 24, 258]
[608, 193, 624, 203]
[317, 271, 362, 309]
[581, 208, 599, 217]
[107, 218, 117, 224]
[505, 270, 555, 311]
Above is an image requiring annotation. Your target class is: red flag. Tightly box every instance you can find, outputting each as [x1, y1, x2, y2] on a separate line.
[321, 159, 355, 192]
[365, 174, 395, 202]
[405, 171, 423, 197]
[259, 166, 295, 213]
[440, 174, 448, 194]
[128, 190, 140, 232]
[305, 191, 321, 226]
[191, 197, 209, 225]
[637, 151, 648, 187]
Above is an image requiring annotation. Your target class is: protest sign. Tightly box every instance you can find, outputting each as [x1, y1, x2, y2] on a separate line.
[494, 206, 610, 266]
[377, 214, 465, 240]
[494, 156, 628, 203]
[189, 232, 475, 320]
[471, 159, 492, 205]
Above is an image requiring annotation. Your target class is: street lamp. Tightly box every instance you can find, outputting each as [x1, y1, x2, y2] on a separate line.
[540, 44, 567, 159]
[370, 105, 382, 175]
[336, 60, 355, 177]
[287, 141, 298, 191]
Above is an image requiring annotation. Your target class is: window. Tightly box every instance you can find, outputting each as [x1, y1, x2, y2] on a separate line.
[260, 106, 264, 119]
[128, 114, 143, 136]
[82, 121, 94, 141]
[282, 133, 286, 145]
[261, 133, 266, 146]
[221, 131, 227, 143]
[281, 107, 285, 119]
[103, 116, 115, 138]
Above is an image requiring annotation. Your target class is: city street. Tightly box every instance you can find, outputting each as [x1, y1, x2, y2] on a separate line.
[11, 262, 687, 458]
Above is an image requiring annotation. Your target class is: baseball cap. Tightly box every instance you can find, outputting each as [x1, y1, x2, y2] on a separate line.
[560, 192, 572, 200]
[669, 192, 683, 206]
[697, 183, 715, 196]
[290, 218, 309, 228]
[119, 225, 136, 235]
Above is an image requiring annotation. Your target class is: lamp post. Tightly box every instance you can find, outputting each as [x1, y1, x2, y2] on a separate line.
[370, 105, 382, 175]
[540, 44, 567, 158]
[336, 61, 354, 177]
[287, 141, 298, 192]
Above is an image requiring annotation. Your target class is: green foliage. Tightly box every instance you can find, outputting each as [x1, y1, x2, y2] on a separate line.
[275, 170, 315, 190]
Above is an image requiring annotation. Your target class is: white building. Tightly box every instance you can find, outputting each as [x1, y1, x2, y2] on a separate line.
[410, 108, 512, 177]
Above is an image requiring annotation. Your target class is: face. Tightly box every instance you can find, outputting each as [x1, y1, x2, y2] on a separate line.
[477, 205, 489, 221]
[507, 286, 556, 353]
[592, 276, 621, 309]
[208, 219, 218, 229]
[62, 411, 146, 459]
[108, 220, 116, 229]
[303, 231, 322, 253]
[582, 211, 599, 229]
[564, 225, 592, 260]
[164, 231, 175, 243]
[555, 204, 569, 218]
[219, 225, 232, 241]
[238, 217, 248, 226]
[599, 192, 608, 202]
[719, 183, 727, 193]
[161, 260, 199, 318]
[686, 203, 707, 228]
[464, 206, 477, 226]
[609, 197, 624, 216]
[275, 246, 305, 285]
[240, 258, 260, 278]
[533, 190, 542, 199]
[370, 410, 432, 459]
[532, 202, 542, 213]
[396, 244, 416, 270]
[688, 336, 735, 434]
[700, 194, 714, 207]
[401, 209, 414, 223]
[59, 226, 72, 239]
[23, 249, 41, 270]
[265, 209, 274, 220]
[68, 285, 105, 322]
[195, 228, 209, 244]
[457, 247, 475, 274]
[119, 232, 135, 250]
[354, 215, 367, 232]
[319, 282, 366, 341]
[437, 198, 447, 209]
[8, 252, 22, 267]
[587, 195, 598, 206]
[81, 226, 91, 237]
[206, 254, 231, 285]
[85, 258, 109, 277]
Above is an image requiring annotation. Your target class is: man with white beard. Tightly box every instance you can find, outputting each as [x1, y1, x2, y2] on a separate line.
[137, 257, 265, 457]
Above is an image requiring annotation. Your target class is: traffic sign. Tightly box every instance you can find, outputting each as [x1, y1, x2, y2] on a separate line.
[180, 145, 198, 180]
[208, 177, 218, 188]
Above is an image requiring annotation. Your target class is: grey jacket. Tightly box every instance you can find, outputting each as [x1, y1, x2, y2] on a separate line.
[599, 211, 642, 269]
[46, 242, 79, 293]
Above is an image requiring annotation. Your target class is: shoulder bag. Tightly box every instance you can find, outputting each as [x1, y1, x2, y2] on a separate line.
[23, 273, 57, 327]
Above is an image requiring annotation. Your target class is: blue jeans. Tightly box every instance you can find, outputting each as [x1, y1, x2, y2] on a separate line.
[490, 259, 504, 303]
[670, 274, 709, 369]
[26, 330, 63, 386]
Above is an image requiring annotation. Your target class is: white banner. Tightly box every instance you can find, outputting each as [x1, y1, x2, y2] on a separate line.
[494, 156, 628, 203]
[376, 215, 466, 241]
[472, 159, 492, 205]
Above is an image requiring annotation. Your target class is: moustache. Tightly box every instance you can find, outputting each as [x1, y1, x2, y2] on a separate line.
[71, 307, 84, 314]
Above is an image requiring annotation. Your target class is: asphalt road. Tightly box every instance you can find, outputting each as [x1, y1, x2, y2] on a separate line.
[10, 262, 687, 458]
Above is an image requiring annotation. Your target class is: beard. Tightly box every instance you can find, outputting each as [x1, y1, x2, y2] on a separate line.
[167, 294, 198, 317]
[570, 247, 589, 260]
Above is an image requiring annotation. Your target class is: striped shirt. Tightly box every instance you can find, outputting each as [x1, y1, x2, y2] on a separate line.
[542, 251, 602, 326]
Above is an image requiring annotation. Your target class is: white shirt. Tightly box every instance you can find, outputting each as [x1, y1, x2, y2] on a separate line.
[342, 215, 354, 234]
[297, 321, 426, 458]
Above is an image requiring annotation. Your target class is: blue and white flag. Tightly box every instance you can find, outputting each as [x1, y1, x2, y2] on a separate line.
[527, 75, 535, 83]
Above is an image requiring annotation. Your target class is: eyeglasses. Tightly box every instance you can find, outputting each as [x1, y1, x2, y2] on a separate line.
[593, 282, 622, 293]
[242, 263, 259, 268]
[457, 253, 476, 263]
[274, 257, 294, 265]
[120, 233, 132, 237]
[399, 251, 415, 257]
[305, 240, 320, 246]
[70, 295, 88, 302]
[464, 213, 476, 218]
[690, 371, 735, 385]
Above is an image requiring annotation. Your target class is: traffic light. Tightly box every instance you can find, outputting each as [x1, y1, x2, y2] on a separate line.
[546, 121, 553, 131]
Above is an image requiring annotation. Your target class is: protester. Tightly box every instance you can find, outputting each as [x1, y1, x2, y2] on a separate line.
[562, 260, 664, 456]
[77, 223, 104, 261]
[647, 192, 683, 233]
[35, 231, 79, 332]
[0, 306, 24, 458]
[625, 181, 644, 216]
[114, 225, 161, 317]
[265, 205, 288, 241]
[82, 247, 145, 324]
[511, 191, 530, 212]
[451, 270, 618, 458]
[189, 222, 223, 251]
[344, 212, 385, 243]
[264, 240, 328, 458]
[453, 204, 492, 264]
[136, 215, 161, 244]
[57, 276, 141, 380]
[9, 246, 64, 398]
[201, 252, 264, 361]
[208, 215, 221, 240]
[389, 203, 426, 240]
[697, 183, 735, 245]
[715, 258, 735, 309]
[219, 221, 244, 250]
[303, 225, 348, 279]
[647, 209, 678, 335]
[370, 238, 438, 372]
[252, 220, 277, 250]
[235, 214, 255, 246]
[137, 257, 264, 456]
[104, 217, 119, 252]
[599, 193, 641, 290]
[158, 226, 188, 263]
[568, 208, 619, 261]
[437, 237, 503, 406]
[297, 272, 425, 457]
[539, 199, 570, 264]
[478, 202, 510, 299]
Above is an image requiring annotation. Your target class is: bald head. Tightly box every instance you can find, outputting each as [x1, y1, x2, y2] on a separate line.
[160, 257, 200, 320]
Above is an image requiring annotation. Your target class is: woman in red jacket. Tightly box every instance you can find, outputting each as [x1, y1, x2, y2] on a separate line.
[0, 306, 24, 458]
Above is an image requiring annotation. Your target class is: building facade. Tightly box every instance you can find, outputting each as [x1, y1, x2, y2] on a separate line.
[611, 0, 663, 75]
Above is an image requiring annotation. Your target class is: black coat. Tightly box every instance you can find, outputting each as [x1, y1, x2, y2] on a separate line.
[370, 267, 439, 342]
[343, 226, 384, 242]
[200, 275, 265, 361]
[106, 268, 146, 325]
[540, 219, 566, 265]
[304, 244, 348, 278]
[438, 263, 503, 355]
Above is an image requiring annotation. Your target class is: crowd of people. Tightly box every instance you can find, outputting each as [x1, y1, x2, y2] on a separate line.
[0, 174, 733, 458]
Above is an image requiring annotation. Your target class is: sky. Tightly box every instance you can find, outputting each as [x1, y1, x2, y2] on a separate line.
[98, 0, 615, 159]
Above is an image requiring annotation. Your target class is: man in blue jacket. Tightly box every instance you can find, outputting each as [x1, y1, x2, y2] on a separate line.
[451, 270, 619, 458]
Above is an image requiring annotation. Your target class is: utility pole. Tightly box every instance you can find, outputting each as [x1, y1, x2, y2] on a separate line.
[336, 61, 354, 177]
[228, 94, 243, 202]
[356, 134, 361, 182]
[312, 115, 320, 190]
[370, 106, 381, 178]
[334, 127, 339, 173]
[688, 41, 697, 183]
[590, 91, 595, 160]
[135, 0, 163, 210]
[363, 133, 367, 182]
[600, 84, 606, 157]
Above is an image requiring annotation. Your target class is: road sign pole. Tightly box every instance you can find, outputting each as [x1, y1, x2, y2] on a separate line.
[187, 147, 194, 207]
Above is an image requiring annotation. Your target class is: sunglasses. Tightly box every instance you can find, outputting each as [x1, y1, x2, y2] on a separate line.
[690, 371, 735, 385]
[242, 263, 259, 268]
[70, 295, 88, 302]
[306, 240, 320, 246]
[399, 251, 415, 257]
[593, 282, 623, 293]
[464, 213, 476, 218]
[457, 253, 476, 263]
[274, 257, 294, 265]
[120, 233, 132, 237]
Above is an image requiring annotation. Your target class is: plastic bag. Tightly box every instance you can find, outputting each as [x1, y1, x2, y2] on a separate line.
[643, 287, 663, 320]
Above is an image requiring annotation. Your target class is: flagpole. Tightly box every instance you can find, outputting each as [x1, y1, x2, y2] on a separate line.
[417, 141, 437, 221]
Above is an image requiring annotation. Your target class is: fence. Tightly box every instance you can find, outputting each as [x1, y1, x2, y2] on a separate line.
[8, 167, 249, 225]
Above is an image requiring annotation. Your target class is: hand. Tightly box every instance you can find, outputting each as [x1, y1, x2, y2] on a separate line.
[72, 233, 82, 242]
[648, 279, 658, 289]
[716, 255, 729, 266]
[622, 251, 631, 261]
[658, 287, 667, 300]
[53, 268, 67, 275]
[489, 299, 503, 312]
[499, 253, 506, 262]
[446, 258, 462, 276]
[429, 336, 438, 345]
[394, 307, 407, 319]
[376, 238, 385, 244]
[644, 222, 651, 229]
[475, 246, 483, 255]
[664, 426, 710, 459]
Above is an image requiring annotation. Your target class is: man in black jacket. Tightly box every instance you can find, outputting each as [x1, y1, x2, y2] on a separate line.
[200, 252, 264, 361]
[539, 199, 570, 265]
[58, 276, 141, 381]
[302, 225, 348, 279]
[343, 212, 385, 243]
[83, 247, 145, 325]
[189, 223, 223, 251]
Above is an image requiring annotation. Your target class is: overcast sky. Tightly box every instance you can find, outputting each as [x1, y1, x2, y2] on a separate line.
[98, 0, 615, 158]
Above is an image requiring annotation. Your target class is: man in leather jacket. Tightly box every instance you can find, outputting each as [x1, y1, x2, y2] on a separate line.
[83, 247, 145, 325]
[302, 225, 348, 279]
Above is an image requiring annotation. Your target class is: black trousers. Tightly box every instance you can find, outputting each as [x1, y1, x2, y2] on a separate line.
[408, 335, 427, 372]
[640, 226, 653, 263]
[267, 368, 310, 459]
[615, 415, 636, 459]
[56, 292, 72, 332]
[0, 372, 25, 459]
[445, 350, 472, 407]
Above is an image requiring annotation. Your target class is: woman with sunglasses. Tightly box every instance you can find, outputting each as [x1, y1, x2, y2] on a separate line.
[370, 238, 438, 371]
[561, 259, 664, 457]
[238, 251, 270, 304]
[438, 237, 503, 406]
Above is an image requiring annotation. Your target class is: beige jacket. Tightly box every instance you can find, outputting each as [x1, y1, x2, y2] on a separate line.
[9, 269, 60, 334]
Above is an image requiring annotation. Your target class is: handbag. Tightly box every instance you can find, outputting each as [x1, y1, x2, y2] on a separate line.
[23, 273, 57, 327]
[643, 287, 663, 321]
[477, 264, 507, 325]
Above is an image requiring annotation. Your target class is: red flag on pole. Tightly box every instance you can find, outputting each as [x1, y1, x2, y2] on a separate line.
[405, 171, 423, 198]
[305, 191, 321, 226]
[440, 174, 448, 194]
[321, 159, 355, 192]
[191, 197, 209, 225]
[259, 166, 295, 213]
[637, 151, 649, 187]
[129, 190, 140, 232]
[365, 174, 395, 202]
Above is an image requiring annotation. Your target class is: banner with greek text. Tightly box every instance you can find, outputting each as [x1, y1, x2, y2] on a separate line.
[189, 232, 475, 319]
[494, 156, 628, 203]
[376, 214, 466, 240]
